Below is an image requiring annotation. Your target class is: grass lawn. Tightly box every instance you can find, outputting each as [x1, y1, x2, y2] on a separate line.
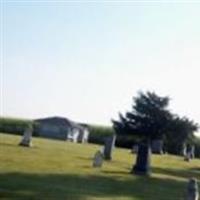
[0, 133, 199, 200]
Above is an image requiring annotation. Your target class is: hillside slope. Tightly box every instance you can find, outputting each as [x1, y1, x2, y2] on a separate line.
[0, 133, 199, 200]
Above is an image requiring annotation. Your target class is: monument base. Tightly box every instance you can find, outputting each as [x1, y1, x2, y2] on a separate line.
[19, 141, 32, 147]
[131, 165, 151, 176]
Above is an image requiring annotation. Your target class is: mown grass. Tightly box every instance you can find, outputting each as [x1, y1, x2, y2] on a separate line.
[0, 133, 199, 200]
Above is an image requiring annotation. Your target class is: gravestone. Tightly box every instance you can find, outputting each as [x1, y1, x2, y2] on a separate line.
[186, 178, 199, 200]
[182, 143, 187, 157]
[151, 139, 163, 154]
[190, 146, 195, 159]
[184, 153, 191, 162]
[131, 144, 139, 154]
[93, 150, 104, 168]
[103, 134, 116, 160]
[77, 128, 89, 143]
[184, 145, 195, 161]
[132, 142, 151, 175]
[19, 125, 33, 147]
[101, 146, 105, 154]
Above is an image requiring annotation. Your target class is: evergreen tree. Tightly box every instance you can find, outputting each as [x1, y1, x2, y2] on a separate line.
[112, 91, 198, 175]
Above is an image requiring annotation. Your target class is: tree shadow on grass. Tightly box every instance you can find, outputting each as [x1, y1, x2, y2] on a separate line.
[0, 172, 186, 200]
[191, 168, 200, 173]
[101, 170, 130, 176]
[152, 167, 200, 180]
[0, 142, 40, 150]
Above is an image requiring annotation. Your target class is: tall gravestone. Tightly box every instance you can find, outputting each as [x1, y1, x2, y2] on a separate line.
[186, 178, 199, 200]
[132, 142, 151, 175]
[19, 125, 33, 147]
[103, 134, 116, 160]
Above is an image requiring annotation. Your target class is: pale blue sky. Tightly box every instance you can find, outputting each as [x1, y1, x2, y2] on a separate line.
[1, 1, 200, 135]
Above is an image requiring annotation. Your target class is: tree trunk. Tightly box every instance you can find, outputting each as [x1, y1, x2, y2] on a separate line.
[131, 140, 151, 175]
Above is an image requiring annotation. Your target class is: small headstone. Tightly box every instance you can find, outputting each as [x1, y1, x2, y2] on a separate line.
[101, 146, 105, 154]
[184, 145, 195, 161]
[93, 150, 104, 168]
[151, 139, 163, 154]
[131, 144, 139, 154]
[184, 152, 191, 162]
[103, 134, 116, 160]
[19, 125, 33, 147]
[186, 178, 199, 200]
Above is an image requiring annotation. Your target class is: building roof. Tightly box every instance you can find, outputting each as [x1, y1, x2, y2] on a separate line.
[35, 116, 84, 130]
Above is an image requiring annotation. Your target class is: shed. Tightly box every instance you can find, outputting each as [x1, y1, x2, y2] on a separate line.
[34, 117, 89, 143]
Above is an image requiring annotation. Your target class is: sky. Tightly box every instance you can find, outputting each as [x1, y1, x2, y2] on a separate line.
[1, 1, 200, 135]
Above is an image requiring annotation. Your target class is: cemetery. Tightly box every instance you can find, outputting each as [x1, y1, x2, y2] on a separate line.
[2, 1, 200, 199]
[0, 132, 200, 200]
[0, 92, 200, 199]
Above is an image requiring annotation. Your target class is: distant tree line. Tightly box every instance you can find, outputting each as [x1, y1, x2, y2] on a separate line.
[0, 105, 200, 158]
[0, 117, 35, 136]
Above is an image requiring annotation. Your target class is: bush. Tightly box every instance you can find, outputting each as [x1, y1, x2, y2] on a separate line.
[0, 118, 146, 150]
[115, 135, 138, 149]
[88, 124, 137, 148]
[88, 125, 114, 145]
[0, 117, 35, 135]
